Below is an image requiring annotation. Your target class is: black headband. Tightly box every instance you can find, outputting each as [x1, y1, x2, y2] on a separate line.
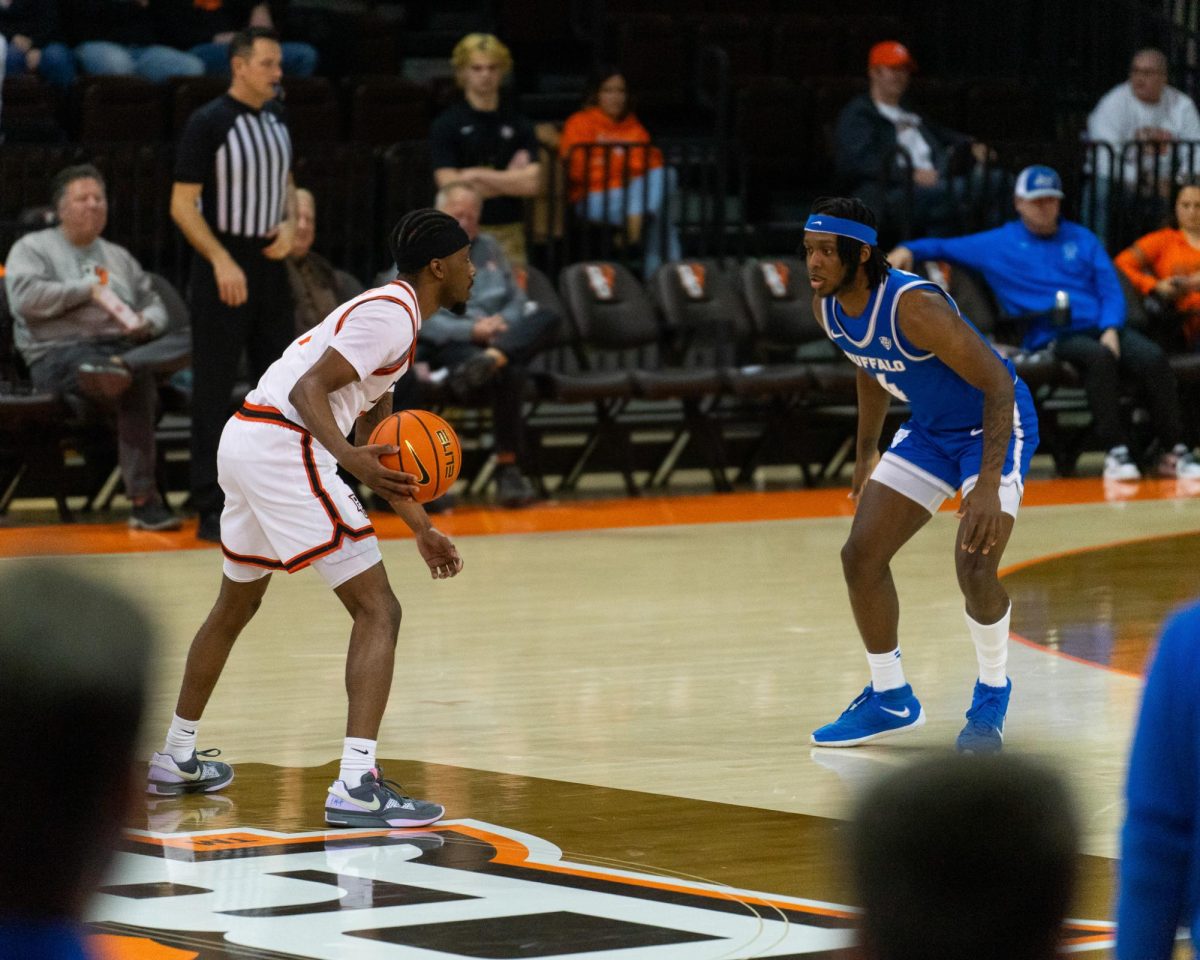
[394, 220, 471, 273]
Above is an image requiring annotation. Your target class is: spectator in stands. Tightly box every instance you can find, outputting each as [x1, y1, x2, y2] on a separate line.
[1087, 48, 1200, 242]
[286, 187, 363, 334]
[154, 0, 317, 78]
[1117, 601, 1200, 960]
[891, 165, 1200, 482]
[66, 0, 205, 83]
[393, 181, 559, 508]
[0, 0, 76, 89]
[431, 33, 540, 267]
[835, 40, 993, 238]
[851, 753, 1079, 960]
[557, 67, 682, 277]
[1115, 178, 1200, 351]
[0, 565, 154, 960]
[5, 164, 188, 531]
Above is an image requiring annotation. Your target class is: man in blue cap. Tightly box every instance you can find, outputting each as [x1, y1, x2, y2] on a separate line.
[804, 196, 1038, 754]
[891, 164, 1200, 481]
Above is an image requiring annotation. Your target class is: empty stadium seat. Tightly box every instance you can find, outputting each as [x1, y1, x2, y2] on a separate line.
[550, 261, 661, 494]
[349, 75, 431, 144]
[75, 76, 167, 142]
[1, 76, 66, 143]
[279, 77, 342, 143]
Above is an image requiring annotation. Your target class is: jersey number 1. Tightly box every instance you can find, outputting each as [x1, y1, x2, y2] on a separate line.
[875, 372, 909, 402]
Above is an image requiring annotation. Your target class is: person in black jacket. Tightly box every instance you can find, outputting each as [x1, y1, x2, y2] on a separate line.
[834, 41, 994, 239]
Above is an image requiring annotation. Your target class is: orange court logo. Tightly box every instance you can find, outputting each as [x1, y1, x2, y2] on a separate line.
[86, 821, 1115, 959]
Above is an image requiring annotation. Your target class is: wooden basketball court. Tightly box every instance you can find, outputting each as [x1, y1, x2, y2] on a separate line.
[3, 475, 1197, 958]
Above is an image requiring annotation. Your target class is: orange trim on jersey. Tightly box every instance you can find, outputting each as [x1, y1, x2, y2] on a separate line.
[298, 334, 312, 345]
[232, 403, 308, 436]
[333, 291, 420, 371]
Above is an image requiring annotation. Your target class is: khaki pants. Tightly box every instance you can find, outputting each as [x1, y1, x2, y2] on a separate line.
[484, 221, 528, 268]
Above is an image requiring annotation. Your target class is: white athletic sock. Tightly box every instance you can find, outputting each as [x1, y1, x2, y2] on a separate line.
[338, 737, 376, 786]
[163, 714, 199, 764]
[966, 602, 1011, 688]
[866, 648, 906, 692]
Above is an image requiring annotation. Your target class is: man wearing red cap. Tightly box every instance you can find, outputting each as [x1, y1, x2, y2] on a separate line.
[835, 40, 993, 238]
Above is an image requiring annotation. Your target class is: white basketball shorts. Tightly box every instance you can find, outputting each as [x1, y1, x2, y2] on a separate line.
[217, 402, 382, 588]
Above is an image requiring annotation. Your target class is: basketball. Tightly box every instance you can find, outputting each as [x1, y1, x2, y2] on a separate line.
[368, 410, 462, 504]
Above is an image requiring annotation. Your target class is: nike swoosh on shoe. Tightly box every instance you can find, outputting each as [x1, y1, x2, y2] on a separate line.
[880, 706, 911, 718]
[330, 784, 382, 811]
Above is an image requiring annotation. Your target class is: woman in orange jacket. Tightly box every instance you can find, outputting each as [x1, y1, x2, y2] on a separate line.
[558, 67, 681, 275]
[1115, 178, 1200, 350]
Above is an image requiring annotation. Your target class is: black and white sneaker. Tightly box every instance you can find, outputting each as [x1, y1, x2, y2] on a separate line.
[147, 748, 234, 796]
[130, 499, 182, 531]
[325, 767, 445, 828]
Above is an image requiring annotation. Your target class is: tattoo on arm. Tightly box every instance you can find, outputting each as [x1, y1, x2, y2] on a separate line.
[979, 387, 1013, 483]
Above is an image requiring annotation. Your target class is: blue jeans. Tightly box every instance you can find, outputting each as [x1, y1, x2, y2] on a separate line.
[579, 166, 682, 276]
[6, 41, 75, 88]
[189, 41, 318, 77]
[75, 42, 204, 83]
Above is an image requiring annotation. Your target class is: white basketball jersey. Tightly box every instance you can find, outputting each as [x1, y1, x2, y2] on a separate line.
[246, 280, 422, 438]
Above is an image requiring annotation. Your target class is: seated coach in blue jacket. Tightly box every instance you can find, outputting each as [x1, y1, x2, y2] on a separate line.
[891, 165, 1200, 483]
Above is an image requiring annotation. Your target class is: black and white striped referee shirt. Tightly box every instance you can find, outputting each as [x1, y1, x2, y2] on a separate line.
[174, 94, 293, 239]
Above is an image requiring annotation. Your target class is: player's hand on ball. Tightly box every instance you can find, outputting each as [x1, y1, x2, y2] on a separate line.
[415, 528, 463, 579]
[344, 444, 420, 500]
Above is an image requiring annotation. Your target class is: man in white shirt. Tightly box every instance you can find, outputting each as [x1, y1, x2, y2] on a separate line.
[147, 208, 475, 828]
[1086, 48, 1200, 241]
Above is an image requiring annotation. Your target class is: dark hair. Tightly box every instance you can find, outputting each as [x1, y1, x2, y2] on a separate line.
[389, 208, 466, 274]
[808, 196, 890, 288]
[850, 754, 1079, 960]
[51, 163, 105, 207]
[229, 26, 280, 64]
[1169, 176, 1200, 228]
[584, 65, 633, 119]
[0, 565, 154, 917]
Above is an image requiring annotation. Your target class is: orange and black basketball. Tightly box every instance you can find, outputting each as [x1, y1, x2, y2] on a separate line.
[368, 410, 462, 504]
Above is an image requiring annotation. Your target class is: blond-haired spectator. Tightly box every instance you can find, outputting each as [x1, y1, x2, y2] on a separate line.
[430, 33, 540, 267]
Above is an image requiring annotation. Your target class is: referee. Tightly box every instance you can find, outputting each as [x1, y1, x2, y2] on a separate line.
[171, 26, 297, 543]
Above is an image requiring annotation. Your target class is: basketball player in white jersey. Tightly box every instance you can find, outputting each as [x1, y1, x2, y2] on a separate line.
[148, 209, 475, 827]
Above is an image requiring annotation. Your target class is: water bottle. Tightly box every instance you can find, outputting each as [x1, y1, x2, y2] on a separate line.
[1052, 290, 1070, 328]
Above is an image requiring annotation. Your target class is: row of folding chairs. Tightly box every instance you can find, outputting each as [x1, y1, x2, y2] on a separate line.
[437, 256, 1200, 496]
[417, 256, 869, 497]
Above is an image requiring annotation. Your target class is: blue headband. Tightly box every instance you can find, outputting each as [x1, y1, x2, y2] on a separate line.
[804, 214, 878, 247]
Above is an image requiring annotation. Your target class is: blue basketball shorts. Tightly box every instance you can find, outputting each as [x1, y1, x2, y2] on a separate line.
[872, 379, 1039, 516]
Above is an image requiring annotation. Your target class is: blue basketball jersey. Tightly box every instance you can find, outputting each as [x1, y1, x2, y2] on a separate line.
[819, 267, 1021, 432]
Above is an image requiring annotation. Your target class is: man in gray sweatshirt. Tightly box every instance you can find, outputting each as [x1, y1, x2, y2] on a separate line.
[5, 164, 190, 530]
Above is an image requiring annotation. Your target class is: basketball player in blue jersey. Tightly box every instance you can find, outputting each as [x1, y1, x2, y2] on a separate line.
[804, 197, 1039, 753]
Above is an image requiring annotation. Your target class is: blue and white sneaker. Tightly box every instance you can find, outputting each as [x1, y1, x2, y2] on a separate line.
[956, 679, 1012, 753]
[810, 684, 926, 747]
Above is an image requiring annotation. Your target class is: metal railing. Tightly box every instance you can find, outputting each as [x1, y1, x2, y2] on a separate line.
[538, 138, 747, 275]
[880, 138, 1200, 252]
[0, 136, 746, 289]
